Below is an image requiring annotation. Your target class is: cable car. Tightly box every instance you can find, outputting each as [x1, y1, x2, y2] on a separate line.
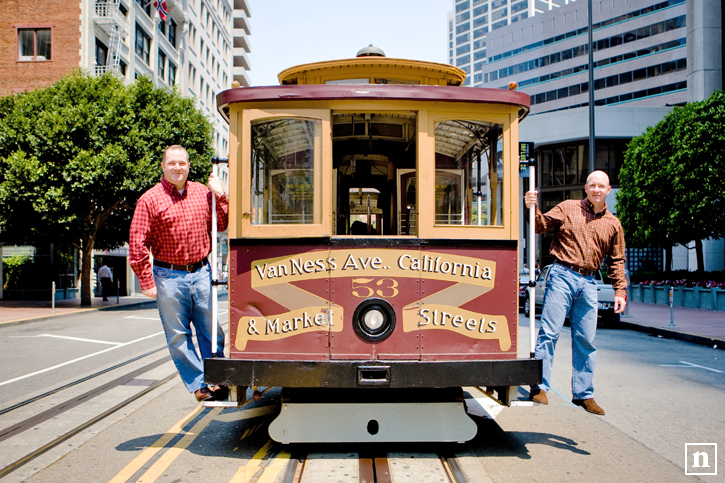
[207, 45, 541, 443]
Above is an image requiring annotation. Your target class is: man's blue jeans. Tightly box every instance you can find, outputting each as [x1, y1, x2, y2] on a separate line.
[534, 263, 598, 400]
[153, 263, 225, 393]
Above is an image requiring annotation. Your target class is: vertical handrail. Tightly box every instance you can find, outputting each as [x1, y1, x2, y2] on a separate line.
[211, 161, 219, 356]
[528, 163, 536, 358]
[210, 157, 229, 357]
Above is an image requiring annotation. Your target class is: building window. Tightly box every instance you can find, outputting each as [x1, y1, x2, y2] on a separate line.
[95, 38, 108, 67]
[169, 61, 177, 85]
[17, 27, 52, 61]
[168, 19, 177, 48]
[135, 0, 151, 17]
[456, 44, 471, 56]
[135, 24, 150, 64]
[120, 60, 128, 75]
[158, 17, 166, 34]
[119, 2, 128, 16]
[158, 49, 166, 79]
[456, 22, 470, 34]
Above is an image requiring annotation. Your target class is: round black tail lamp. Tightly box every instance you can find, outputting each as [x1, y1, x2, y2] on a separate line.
[352, 298, 396, 342]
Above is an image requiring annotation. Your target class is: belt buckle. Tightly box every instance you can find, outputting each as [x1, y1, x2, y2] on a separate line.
[185, 263, 195, 272]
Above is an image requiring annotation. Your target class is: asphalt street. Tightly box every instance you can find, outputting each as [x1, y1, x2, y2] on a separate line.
[0, 305, 721, 482]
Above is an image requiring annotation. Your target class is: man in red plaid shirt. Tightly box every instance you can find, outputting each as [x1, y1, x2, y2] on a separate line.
[524, 170, 627, 416]
[129, 145, 229, 402]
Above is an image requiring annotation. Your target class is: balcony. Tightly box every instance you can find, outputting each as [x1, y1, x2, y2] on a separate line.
[93, 1, 129, 35]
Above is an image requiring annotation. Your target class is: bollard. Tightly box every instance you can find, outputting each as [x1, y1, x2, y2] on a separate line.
[52, 281, 55, 314]
[668, 287, 675, 327]
[116, 279, 120, 304]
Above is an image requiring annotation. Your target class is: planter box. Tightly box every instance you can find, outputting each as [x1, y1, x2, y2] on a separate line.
[683, 288, 698, 309]
[641, 285, 655, 304]
[631, 285, 720, 311]
[654, 286, 669, 305]
[54, 288, 78, 300]
[716, 288, 725, 312]
[699, 287, 715, 311]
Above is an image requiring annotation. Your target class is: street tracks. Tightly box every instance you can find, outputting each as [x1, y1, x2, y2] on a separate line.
[0, 346, 174, 479]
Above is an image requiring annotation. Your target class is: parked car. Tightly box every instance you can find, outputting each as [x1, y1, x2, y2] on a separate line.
[523, 264, 619, 325]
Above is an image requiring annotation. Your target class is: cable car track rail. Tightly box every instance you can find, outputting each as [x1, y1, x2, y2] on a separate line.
[0, 370, 176, 479]
[0, 346, 167, 416]
[280, 451, 471, 483]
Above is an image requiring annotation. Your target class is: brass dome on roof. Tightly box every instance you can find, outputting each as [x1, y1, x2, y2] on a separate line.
[356, 44, 386, 57]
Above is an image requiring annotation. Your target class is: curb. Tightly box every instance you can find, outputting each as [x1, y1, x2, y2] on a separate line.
[0, 293, 228, 328]
[618, 320, 725, 351]
[0, 300, 157, 328]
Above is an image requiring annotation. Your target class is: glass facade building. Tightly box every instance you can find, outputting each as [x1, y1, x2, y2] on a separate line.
[480, 0, 687, 114]
[448, 0, 578, 86]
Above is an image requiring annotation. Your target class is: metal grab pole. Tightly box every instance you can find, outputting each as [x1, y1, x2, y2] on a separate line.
[528, 163, 536, 358]
[211, 161, 219, 356]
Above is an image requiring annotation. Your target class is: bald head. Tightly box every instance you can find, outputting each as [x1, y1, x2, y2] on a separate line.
[586, 170, 610, 187]
[584, 170, 611, 213]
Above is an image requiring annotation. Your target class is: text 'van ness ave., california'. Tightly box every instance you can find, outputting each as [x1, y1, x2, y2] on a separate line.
[250, 249, 496, 288]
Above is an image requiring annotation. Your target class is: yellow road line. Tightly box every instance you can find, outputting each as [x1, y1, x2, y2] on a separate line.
[228, 440, 273, 483]
[108, 404, 204, 483]
[256, 451, 291, 483]
[135, 407, 222, 482]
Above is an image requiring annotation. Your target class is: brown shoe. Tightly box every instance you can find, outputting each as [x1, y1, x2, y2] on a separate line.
[530, 388, 548, 405]
[573, 398, 605, 416]
[194, 387, 214, 402]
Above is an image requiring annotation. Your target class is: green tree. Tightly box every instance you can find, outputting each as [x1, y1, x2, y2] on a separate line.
[617, 90, 725, 272]
[0, 71, 214, 305]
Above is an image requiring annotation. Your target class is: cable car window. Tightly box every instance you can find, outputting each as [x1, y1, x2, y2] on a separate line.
[434, 120, 504, 226]
[251, 118, 321, 225]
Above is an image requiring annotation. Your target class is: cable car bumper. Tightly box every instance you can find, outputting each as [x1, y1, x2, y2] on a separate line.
[204, 358, 541, 389]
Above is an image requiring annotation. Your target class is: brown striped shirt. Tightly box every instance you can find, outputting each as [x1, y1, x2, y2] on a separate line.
[535, 199, 627, 297]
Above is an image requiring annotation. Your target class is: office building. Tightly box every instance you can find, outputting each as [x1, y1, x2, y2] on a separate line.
[448, 0, 579, 86]
[469, 0, 722, 272]
[482, 0, 688, 114]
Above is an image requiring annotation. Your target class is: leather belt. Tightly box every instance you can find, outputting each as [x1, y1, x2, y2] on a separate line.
[554, 259, 595, 277]
[153, 258, 208, 273]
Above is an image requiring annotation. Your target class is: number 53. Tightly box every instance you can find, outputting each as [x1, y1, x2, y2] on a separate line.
[351, 278, 399, 298]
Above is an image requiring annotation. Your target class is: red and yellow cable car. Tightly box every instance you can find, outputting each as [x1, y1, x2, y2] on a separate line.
[208, 46, 541, 443]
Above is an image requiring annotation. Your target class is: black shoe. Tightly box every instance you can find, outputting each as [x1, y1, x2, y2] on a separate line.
[211, 385, 229, 400]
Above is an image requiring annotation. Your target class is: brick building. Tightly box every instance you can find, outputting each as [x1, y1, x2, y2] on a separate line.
[0, 0, 82, 95]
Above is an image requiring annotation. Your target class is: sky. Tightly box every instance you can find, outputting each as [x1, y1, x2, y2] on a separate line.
[247, 0, 453, 86]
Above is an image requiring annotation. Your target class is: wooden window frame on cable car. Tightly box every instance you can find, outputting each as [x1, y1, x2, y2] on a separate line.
[228, 105, 518, 242]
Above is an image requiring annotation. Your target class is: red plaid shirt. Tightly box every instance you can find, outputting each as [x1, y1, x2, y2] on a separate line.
[129, 177, 229, 290]
[535, 199, 627, 297]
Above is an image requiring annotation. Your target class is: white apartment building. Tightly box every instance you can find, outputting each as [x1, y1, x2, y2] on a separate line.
[82, 0, 251, 157]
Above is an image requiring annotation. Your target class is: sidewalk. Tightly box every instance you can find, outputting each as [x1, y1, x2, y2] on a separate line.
[0, 295, 156, 326]
[619, 301, 725, 350]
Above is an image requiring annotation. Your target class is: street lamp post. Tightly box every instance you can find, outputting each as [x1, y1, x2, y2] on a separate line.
[588, 0, 596, 175]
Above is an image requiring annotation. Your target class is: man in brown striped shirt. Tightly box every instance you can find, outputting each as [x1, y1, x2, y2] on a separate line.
[524, 170, 627, 416]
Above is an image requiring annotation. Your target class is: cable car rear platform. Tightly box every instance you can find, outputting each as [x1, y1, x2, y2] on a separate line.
[204, 358, 540, 443]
